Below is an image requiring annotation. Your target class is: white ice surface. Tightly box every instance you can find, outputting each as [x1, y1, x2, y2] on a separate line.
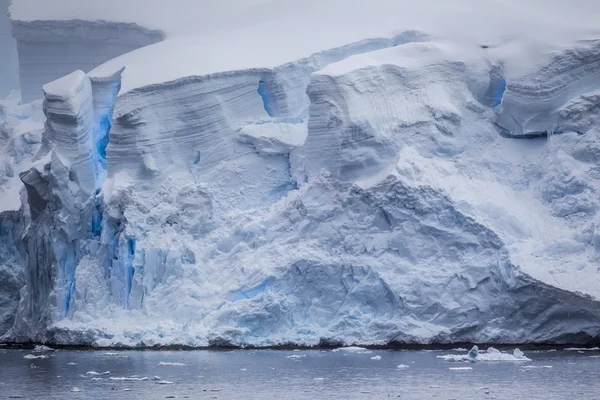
[3, 0, 600, 348]
[81, 0, 600, 94]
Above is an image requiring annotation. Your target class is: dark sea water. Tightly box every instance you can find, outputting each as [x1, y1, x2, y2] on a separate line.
[1, 346, 599, 399]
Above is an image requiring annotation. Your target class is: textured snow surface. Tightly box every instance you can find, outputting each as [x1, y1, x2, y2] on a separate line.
[2, 0, 600, 347]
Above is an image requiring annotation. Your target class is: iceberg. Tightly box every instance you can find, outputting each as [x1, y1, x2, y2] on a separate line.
[1, 0, 600, 347]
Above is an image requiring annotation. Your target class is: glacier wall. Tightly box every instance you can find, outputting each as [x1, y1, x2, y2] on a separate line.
[11, 20, 163, 103]
[4, 35, 600, 347]
[0, 0, 19, 98]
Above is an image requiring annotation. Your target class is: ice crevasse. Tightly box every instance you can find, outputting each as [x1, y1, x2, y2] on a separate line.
[2, 0, 600, 347]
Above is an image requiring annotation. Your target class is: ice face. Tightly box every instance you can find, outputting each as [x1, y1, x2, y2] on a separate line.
[3, 2, 600, 347]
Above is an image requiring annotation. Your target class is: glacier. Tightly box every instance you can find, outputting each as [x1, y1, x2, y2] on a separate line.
[2, 0, 600, 347]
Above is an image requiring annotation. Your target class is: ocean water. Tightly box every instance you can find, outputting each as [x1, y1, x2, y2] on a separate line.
[1, 346, 599, 399]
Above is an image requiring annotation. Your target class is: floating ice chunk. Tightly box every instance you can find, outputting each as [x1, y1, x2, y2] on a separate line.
[397, 364, 410, 369]
[86, 371, 110, 376]
[152, 376, 161, 381]
[513, 348, 525, 358]
[157, 362, 186, 366]
[70, 387, 81, 392]
[23, 354, 47, 359]
[467, 345, 479, 361]
[438, 346, 531, 362]
[155, 380, 175, 385]
[286, 355, 306, 359]
[452, 348, 468, 352]
[449, 367, 473, 371]
[104, 352, 120, 356]
[29, 364, 38, 369]
[33, 345, 54, 353]
[331, 346, 368, 353]
[521, 365, 553, 370]
[67, 362, 77, 366]
[240, 368, 247, 371]
[314, 378, 326, 381]
[370, 355, 382, 360]
[109, 377, 148, 381]
[91, 378, 103, 381]
[564, 347, 600, 351]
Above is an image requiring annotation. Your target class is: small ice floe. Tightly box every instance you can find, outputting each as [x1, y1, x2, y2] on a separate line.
[67, 362, 77, 366]
[29, 363, 38, 369]
[70, 387, 81, 392]
[23, 354, 47, 360]
[286, 355, 306, 359]
[32, 345, 55, 353]
[91, 378, 103, 381]
[370, 355, 382, 361]
[157, 362, 186, 366]
[86, 371, 110, 376]
[210, 389, 222, 392]
[521, 365, 552, 370]
[452, 348, 468, 352]
[314, 378, 326, 381]
[109, 377, 149, 381]
[589, 355, 600, 358]
[123, 389, 132, 392]
[397, 364, 410, 369]
[437, 345, 531, 362]
[449, 367, 473, 371]
[152, 376, 162, 381]
[240, 368, 247, 371]
[155, 380, 175, 385]
[332, 346, 372, 354]
[564, 347, 600, 352]
[104, 352, 120, 356]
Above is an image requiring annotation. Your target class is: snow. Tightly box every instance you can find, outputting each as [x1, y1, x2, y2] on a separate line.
[79, 0, 600, 95]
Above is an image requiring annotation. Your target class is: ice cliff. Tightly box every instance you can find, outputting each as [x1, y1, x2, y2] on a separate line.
[2, 0, 600, 346]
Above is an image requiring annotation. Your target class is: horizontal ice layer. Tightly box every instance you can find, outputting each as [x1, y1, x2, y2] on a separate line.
[11, 20, 162, 102]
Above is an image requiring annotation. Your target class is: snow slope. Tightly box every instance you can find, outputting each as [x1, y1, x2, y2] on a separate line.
[3, 0, 600, 346]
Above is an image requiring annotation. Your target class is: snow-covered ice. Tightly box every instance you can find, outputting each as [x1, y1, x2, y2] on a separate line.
[1, 0, 600, 348]
[438, 346, 531, 362]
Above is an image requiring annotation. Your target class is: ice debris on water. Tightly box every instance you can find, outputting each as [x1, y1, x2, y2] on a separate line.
[23, 354, 47, 359]
[286, 354, 306, 359]
[332, 347, 371, 353]
[32, 345, 54, 353]
[71, 387, 81, 392]
[438, 346, 531, 362]
[155, 380, 175, 385]
[397, 364, 410, 369]
[521, 365, 553, 370]
[449, 367, 473, 371]
[370, 355, 382, 360]
[86, 371, 110, 376]
[67, 362, 77, 365]
[110, 377, 149, 381]
[565, 347, 600, 351]
[157, 362, 186, 366]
